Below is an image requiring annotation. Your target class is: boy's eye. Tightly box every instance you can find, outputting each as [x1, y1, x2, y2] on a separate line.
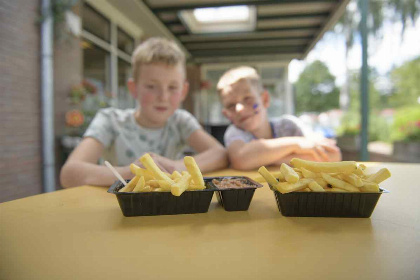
[146, 84, 155, 89]
[244, 96, 254, 104]
[226, 104, 235, 111]
[169, 86, 178, 91]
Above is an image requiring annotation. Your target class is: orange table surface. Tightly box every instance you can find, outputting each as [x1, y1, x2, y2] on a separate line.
[1, 162, 420, 280]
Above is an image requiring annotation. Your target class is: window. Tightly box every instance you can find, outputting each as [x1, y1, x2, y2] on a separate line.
[117, 28, 135, 54]
[118, 59, 134, 109]
[81, 3, 136, 109]
[82, 40, 110, 93]
[82, 4, 110, 42]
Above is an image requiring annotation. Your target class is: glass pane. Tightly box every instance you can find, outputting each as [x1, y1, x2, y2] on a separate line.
[201, 69, 229, 125]
[265, 83, 286, 118]
[83, 40, 110, 92]
[117, 59, 135, 109]
[82, 4, 110, 42]
[117, 28, 135, 54]
[261, 67, 284, 80]
[82, 40, 112, 131]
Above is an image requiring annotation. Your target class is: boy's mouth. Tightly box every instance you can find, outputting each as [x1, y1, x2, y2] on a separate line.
[155, 106, 168, 112]
[239, 115, 253, 123]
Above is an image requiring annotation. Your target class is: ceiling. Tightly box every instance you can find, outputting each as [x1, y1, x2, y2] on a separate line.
[143, 0, 350, 63]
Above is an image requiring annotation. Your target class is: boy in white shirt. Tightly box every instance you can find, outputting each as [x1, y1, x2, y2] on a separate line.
[217, 66, 341, 170]
[60, 38, 227, 188]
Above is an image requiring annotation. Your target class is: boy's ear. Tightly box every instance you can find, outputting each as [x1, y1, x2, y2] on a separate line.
[261, 90, 270, 108]
[127, 78, 137, 99]
[181, 81, 189, 101]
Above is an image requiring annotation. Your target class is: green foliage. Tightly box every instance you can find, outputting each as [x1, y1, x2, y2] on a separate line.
[294, 60, 340, 114]
[337, 110, 391, 142]
[391, 106, 420, 142]
[337, 111, 360, 136]
[388, 0, 420, 32]
[335, 0, 385, 48]
[39, 0, 78, 42]
[370, 113, 391, 142]
[389, 56, 420, 108]
[347, 69, 387, 111]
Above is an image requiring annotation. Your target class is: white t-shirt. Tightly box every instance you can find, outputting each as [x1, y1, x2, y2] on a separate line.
[224, 115, 306, 147]
[84, 108, 201, 165]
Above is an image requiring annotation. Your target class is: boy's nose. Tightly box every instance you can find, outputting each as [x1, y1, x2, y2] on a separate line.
[158, 90, 170, 101]
[235, 103, 244, 112]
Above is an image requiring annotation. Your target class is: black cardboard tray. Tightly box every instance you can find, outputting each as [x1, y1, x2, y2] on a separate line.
[270, 185, 388, 218]
[108, 179, 216, 217]
[206, 176, 263, 211]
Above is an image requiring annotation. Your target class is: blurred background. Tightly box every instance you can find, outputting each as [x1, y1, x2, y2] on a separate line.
[0, 0, 419, 203]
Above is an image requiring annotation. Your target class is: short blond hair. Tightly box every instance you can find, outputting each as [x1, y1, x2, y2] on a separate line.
[131, 37, 185, 82]
[217, 66, 264, 94]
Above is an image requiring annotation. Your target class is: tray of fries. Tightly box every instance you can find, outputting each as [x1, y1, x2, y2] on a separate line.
[257, 158, 390, 218]
[207, 176, 263, 211]
[108, 154, 216, 216]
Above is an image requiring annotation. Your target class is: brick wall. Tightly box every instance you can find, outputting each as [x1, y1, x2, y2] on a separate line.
[0, 0, 42, 202]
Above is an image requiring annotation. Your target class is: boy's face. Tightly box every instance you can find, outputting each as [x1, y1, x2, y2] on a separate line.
[220, 79, 269, 132]
[129, 62, 188, 128]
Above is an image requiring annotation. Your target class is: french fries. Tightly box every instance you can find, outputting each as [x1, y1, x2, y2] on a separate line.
[119, 154, 206, 196]
[140, 153, 174, 184]
[290, 158, 357, 174]
[184, 156, 205, 188]
[258, 158, 391, 194]
[280, 163, 299, 183]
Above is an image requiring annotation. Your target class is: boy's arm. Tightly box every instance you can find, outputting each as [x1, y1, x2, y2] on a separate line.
[186, 129, 228, 173]
[227, 137, 341, 170]
[272, 148, 342, 165]
[227, 137, 298, 170]
[60, 137, 133, 188]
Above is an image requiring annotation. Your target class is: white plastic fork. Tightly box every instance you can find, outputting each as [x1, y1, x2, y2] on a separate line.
[104, 161, 127, 186]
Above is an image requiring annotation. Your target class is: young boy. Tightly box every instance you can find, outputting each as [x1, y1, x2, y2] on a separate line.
[217, 66, 341, 170]
[60, 37, 227, 188]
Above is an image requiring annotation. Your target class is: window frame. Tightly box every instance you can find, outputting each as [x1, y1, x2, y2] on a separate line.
[81, 2, 137, 108]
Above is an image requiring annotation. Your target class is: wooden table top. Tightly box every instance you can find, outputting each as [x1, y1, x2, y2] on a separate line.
[1, 162, 420, 280]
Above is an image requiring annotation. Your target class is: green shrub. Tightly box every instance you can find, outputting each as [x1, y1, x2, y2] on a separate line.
[391, 106, 420, 142]
[337, 110, 391, 142]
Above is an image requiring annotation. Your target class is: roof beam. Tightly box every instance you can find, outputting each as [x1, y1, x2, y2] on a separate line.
[184, 38, 311, 50]
[257, 16, 326, 29]
[190, 46, 304, 57]
[257, 12, 330, 20]
[193, 53, 302, 63]
[179, 28, 318, 42]
[147, 0, 338, 13]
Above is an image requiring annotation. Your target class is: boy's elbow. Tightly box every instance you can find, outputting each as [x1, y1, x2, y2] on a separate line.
[60, 163, 80, 188]
[60, 164, 72, 188]
[229, 155, 254, 170]
[214, 146, 229, 169]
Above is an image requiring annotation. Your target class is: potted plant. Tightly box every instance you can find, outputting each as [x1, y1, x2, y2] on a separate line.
[391, 106, 420, 163]
[336, 111, 361, 152]
[61, 80, 110, 158]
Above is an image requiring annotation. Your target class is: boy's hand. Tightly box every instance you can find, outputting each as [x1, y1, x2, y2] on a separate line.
[148, 153, 186, 173]
[295, 138, 341, 162]
[127, 154, 171, 175]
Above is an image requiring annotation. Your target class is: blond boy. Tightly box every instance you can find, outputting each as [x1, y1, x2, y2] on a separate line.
[60, 38, 227, 188]
[217, 66, 341, 170]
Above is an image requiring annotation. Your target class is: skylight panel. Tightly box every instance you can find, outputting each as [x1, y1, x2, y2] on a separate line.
[179, 5, 256, 34]
[193, 6, 250, 23]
